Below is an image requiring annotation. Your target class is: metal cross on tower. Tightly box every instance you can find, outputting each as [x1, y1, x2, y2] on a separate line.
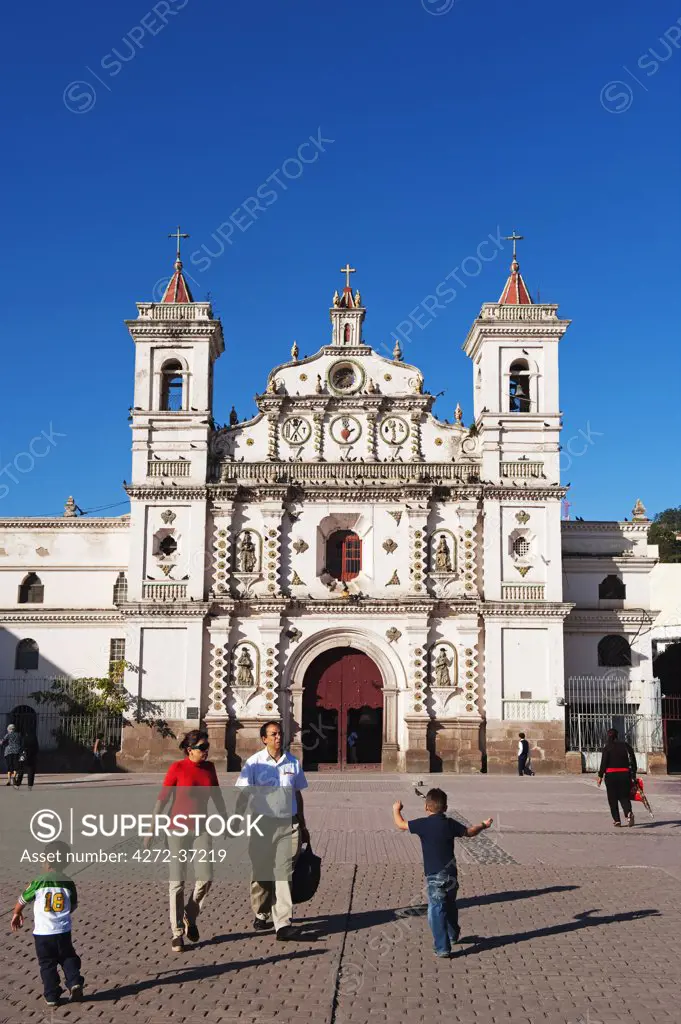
[504, 231, 524, 261]
[340, 263, 356, 289]
[168, 225, 190, 261]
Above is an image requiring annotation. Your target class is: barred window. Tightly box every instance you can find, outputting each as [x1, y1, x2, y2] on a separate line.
[513, 537, 531, 558]
[113, 572, 128, 604]
[599, 574, 626, 600]
[109, 638, 126, 675]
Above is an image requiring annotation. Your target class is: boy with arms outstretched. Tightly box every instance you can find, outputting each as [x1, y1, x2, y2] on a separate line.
[393, 788, 492, 958]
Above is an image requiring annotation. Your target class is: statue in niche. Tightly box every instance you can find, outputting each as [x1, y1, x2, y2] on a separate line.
[235, 647, 255, 687]
[434, 647, 453, 687]
[239, 531, 257, 573]
[434, 534, 453, 573]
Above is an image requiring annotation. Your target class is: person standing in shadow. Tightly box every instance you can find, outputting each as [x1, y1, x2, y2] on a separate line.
[15, 730, 39, 789]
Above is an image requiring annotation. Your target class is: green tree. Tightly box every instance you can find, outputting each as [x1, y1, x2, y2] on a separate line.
[648, 506, 681, 563]
[30, 661, 175, 755]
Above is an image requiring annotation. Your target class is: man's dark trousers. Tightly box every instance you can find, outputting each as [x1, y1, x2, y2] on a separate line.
[34, 933, 83, 1001]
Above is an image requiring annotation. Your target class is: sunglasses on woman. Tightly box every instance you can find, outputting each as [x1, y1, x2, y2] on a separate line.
[191, 742, 210, 752]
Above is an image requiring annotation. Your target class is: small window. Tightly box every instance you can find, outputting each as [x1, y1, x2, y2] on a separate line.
[513, 537, 531, 558]
[327, 530, 362, 581]
[15, 638, 39, 671]
[599, 574, 626, 600]
[113, 572, 128, 604]
[161, 360, 184, 411]
[109, 638, 126, 676]
[598, 635, 631, 667]
[158, 535, 178, 558]
[18, 573, 44, 604]
[509, 360, 531, 413]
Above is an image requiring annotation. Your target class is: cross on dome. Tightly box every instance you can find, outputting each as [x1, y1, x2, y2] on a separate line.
[499, 230, 532, 305]
[160, 225, 194, 303]
[169, 225, 190, 263]
[340, 263, 356, 290]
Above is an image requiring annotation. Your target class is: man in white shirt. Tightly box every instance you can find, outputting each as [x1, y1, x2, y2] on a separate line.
[235, 721, 309, 940]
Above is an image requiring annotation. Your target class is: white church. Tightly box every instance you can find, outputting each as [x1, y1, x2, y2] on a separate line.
[0, 241, 671, 773]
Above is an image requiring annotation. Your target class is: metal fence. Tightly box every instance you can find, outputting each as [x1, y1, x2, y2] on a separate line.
[565, 674, 663, 772]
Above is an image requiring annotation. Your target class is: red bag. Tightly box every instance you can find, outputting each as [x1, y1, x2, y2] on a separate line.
[630, 777, 644, 801]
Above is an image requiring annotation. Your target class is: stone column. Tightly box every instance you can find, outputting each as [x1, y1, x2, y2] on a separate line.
[366, 412, 378, 462]
[382, 688, 399, 769]
[404, 716, 430, 772]
[312, 412, 325, 462]
[435, 719, 482, 773]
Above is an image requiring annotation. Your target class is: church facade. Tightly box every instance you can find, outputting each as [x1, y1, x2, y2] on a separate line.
[0, 247, 666, 772]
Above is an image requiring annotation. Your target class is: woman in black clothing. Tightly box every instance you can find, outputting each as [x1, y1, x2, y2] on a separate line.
[597, 728, 637, 827]
[14, 731, 39, 789]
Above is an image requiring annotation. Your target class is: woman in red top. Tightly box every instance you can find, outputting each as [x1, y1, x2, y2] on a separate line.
[156, 730, 226, 952]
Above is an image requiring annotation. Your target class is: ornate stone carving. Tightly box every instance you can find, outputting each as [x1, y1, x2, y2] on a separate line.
[290, 340, 299, 361]
[292, 538, 309, 554]
[386, 627, 401, 643]
[161, 509, 177, 525]
[516, 565, 531, 577]
[383, 538, 398, 554]
[386, 570, 400, 586]
[235, 646, 255, 687]
[64, 496, 77, 519]
[434, 534, 453, 572]
[287, 627, 303, 643]
[515, 510, 531, 525]
[388, 510, 403, 525]
[632, 498, 648, 521]
[291, 571, 305, 586]
[238, 530, 258, 573]
[433, 646, 454, 687]
[393, 339, 402, 360]
[282, 416, 311, 445]
[454, 403, 463, 424]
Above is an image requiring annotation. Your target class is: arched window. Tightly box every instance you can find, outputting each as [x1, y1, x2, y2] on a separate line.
[161, 360, 184, 411]
[113, 572, 128, 604]
[509, 359, 531, 413]
[599, 575, 626, 600]
[18, 573, 44, 604]
[326, 530, 362, 581]
[15, 639, 39, 671]
[598, 635, 631, 667]
[344, 323, 351, 344]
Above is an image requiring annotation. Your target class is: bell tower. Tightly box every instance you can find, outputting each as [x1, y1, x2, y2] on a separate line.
[463, 235, 570, 485]
[119, 230, 224, 746]
[330, 263, 366, 347]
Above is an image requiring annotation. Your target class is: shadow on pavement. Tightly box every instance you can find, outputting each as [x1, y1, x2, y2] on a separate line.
[453, 907, 661, 958]
[297, 885, 580, 938]
[87, 948, 325, 1002]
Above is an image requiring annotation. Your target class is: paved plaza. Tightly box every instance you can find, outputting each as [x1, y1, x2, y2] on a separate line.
[1, 773, 680, 1024]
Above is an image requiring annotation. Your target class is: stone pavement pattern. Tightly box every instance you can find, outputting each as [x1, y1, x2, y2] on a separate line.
[1, 774, 680, 1024]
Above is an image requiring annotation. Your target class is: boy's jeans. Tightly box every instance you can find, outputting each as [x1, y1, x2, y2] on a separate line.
[426, 870, 460, 955]
[34, 932, 83, 1001]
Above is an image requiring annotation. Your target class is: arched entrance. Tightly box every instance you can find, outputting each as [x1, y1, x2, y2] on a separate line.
[302, 648, 383, 770]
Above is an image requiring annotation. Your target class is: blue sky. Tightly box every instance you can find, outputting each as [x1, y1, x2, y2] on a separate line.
[2, 0, 679, 521]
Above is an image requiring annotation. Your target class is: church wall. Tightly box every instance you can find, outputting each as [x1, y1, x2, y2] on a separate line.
[0, 623, 125, 682]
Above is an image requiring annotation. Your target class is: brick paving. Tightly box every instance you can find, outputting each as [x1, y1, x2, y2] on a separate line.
[1, 774, 680, 1024]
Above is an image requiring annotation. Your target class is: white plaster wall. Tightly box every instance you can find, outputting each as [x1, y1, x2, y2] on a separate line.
[0, 624, 125, 680]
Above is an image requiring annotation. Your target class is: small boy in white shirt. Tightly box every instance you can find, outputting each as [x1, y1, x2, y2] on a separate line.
[10, 841, 84, 1006]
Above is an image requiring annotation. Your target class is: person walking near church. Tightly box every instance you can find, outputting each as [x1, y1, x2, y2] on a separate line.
[235, 721, 309, 940]
[517, 733, 533, 776]
[597, 727, 637, 827]
[1, 724, 23, 786]
[152, 730, 227, 952]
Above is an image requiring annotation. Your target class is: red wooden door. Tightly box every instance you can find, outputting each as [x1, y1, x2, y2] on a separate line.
[303, 648, 383, 768]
